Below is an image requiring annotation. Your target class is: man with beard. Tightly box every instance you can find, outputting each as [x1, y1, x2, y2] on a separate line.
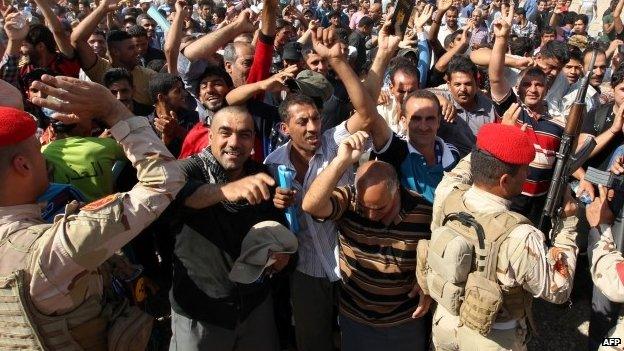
[437, 55, 496, 158]
[488, 3, 564, 224]
[103, 68, 154, 116]
[71, 0, 156, 106]
[168, 105, 291, 350]
[437, 5, 460, 45]
[179, 65, 234, 159]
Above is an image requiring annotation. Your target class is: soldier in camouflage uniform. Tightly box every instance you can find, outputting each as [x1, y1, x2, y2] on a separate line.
[0, 74, 185, 350]
[429, 123, 580, 351]
[588, 158, 624, 351]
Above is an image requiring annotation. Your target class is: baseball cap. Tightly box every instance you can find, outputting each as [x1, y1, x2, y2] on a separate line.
[228, 221, 298, 284]
[295, 70, 334, 102]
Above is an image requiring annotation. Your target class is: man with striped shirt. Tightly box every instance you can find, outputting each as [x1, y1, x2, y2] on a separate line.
[489, 6, 567, 225]
[302, 131, 433, 351]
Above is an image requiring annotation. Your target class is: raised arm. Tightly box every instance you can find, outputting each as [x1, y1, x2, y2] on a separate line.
[428, 0, 453, 43]
[489, 3, 514, 102]
[312, 27, 387, 147]
[615, 0, 624, 34]
[261, 0, 278, 36]
[70, 0, 117, 69]
[30, 75, 185, 312]
[1, 12, 28, 89]
[34, 0, 74, 58]
[302, 131, 368, 218]
[413, 4, 433, 87]
[182, 9, 256, 62]
[362, 20, 400, 100]
[165, 0, 190, 75]
[225, 65, 297, 105]
[435, 26, 470, 72]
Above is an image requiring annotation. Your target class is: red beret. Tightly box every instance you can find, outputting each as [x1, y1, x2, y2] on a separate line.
[476, 123, 535, 165]
[0, 107, 37, 147]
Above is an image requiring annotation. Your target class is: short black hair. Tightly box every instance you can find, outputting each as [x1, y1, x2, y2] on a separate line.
[126, 25, 148, 38]
[358, 16, 374, 28]
[444, 29, 463, 48]
[540, 40, 569, 66]
[278, 93, 317, 122]
[107, 30, 133, 46]
[446, 55, 478, 78]
[562, 11, 578, 26]
[92, 29, 106, 38]
[103, 68, 133, 88]
[611, 64, 624, 88]
[21, 68, 55, 89]
[509, 36, 534, 56]
[148, 73, 182, 104]
[402, 90, 441, 118]
[214, 6, 226, 18]
[567, 45, 583, 63]
[26, 24, 56, 53]
[540, 26, 556, 36]
[196, 65, 234, 96]
[471, 149, 521, 186]
[575, 13, 589, 25]
[389, 57, 420, 85]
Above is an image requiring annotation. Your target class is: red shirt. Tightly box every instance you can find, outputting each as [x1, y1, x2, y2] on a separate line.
[179, 122, 211, 159]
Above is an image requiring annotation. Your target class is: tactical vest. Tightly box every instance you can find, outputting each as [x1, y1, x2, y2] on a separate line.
[0, 210, 152, 350]
[426, 187, 533, 335]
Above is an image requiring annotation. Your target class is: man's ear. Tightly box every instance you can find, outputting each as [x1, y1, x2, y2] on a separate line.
[156, 92, 166, 103]
[279, 121, 290, 136]
[224, 61, 233, 74]
[499, 173, 513, 195]
[11, 154, 31, 176]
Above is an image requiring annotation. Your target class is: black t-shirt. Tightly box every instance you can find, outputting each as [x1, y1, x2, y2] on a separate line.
[581, 102, 623, 170]
[348, 30, 367, 74]
[321, 77, 352, 133]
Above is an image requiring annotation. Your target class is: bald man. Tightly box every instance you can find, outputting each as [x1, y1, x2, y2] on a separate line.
[302, 131, 433, 351]
[168, 106, 291, 351]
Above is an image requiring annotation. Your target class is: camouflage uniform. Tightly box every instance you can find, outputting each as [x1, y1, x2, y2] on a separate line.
[0, 116, 185, 349]
[430, 155, 579, 351]
[590, 224, 624, 350]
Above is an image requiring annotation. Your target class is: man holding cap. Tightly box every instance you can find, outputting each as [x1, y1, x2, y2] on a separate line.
[428, 120, 580, 350]
[0, 75, 185, 349]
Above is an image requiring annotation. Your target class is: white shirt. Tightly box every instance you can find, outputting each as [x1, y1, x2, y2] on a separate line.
[264, 121, 354, 281]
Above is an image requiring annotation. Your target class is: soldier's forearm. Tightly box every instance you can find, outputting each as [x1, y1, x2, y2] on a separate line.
[109, 117, 185, 199]
[590, 225, 624, 303]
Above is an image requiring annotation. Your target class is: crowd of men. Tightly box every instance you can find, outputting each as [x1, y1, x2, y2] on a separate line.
[2, 0, 624, 350]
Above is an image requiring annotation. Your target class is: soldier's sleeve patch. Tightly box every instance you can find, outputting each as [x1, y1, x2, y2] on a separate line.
[81, 194, 119, 212]
[615, 261, 624, 285]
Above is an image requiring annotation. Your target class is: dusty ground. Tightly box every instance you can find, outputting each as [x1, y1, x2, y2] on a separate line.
[527, 255, 592, 350]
